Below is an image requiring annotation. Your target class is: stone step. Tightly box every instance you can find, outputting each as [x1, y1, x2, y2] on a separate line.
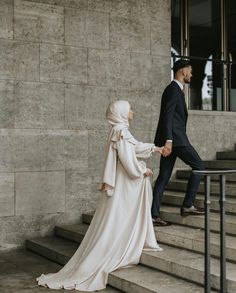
[216, 151, 236, 160]
[159, 206, 236, 236]
[26, 236, 78, 266]
[162, 191, 236, 214]
[204, 160, 236, 169]
[141, 244, 236, 292]
[26, 237, 210, 293]
[109, 265, 213, 293]
[55, 223, 236, 263]
[166, 179, 236, 197]
[176, 169, 236, 183]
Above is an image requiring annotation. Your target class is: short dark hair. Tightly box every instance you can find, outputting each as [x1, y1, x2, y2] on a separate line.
[173, 59, 191, 75]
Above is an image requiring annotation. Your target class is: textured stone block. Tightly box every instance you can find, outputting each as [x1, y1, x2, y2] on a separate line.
[0, 213, 63, 249]
[110, 87, 157, 132]
[110, 17, 150, 53]
[151, 56, 171, 89]
[0, 81, 14, 128]
[26, 0, 87, 9]
[88, 49, 131, 87]
[130, 0, 171, 21]
[130, 53, 152, 90]
[0, 39, 39, 81]
[15, 171, 65, 215]
[14, 129, 42, 172]
[64, 169, 96, 221]
[64, 130, 88, 170]
[15, 82, 64, 129]
[88, 0, 111, 13]
[65, 8, 109, 49]
[66, 170, 91, 199]
[40, 44, 87, 84]
[0, 0, 13, 38]
[151, 19, 171, 56]
[65, 85, 110, 129]
[0, 130, 16, 172]
[40, 130, 65, 171]
[88, 0, 132, 18]
[40, 130, 88, 171]
[88, 130, 108, 172]
[14, 0, 64, 43]
[0, 174, 14, 217]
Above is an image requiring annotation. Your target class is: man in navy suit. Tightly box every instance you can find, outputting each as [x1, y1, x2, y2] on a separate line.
[152, 59, 204, 226]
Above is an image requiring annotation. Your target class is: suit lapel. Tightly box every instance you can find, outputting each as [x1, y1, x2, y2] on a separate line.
[171, 81, 188, 117]
[181, 91, 188, 117]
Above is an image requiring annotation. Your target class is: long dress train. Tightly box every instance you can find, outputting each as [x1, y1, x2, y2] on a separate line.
[37, 130, 162, 291]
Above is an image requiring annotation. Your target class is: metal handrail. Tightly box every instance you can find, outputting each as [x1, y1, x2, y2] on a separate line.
[171, 53, 236, 65]
[192, 169, 236, 293]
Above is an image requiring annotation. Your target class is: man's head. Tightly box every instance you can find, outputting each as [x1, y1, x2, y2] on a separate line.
[173, 59, 192, 84]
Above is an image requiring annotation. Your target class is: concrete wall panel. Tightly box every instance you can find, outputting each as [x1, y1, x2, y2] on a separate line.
[0, 40, 39, 81]
[0, 174, 14, 217]
[65, 85, 110, 130]
[14, 82, 64, 129]
[0, 81, 15, 128]
[0, 0, 13, 39]
[14, 0, 64, 43]
[15, 171, 65, 215]
[40, 44, 87, 84]
[65, 8, 109, 49]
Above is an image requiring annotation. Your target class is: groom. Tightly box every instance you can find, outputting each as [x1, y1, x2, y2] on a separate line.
[152, 59, 204, 226]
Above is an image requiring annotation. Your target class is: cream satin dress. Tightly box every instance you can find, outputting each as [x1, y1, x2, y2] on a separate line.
[37, 130, 162, 291]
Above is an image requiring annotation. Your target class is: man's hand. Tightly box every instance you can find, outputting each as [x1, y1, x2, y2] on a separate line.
[162, 141, 172, 157]
[144, 168, 153, 177]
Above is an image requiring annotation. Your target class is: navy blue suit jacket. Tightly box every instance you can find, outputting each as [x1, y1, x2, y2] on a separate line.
[154, 81, 190, 147]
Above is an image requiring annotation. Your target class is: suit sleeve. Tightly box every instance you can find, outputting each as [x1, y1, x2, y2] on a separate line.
[162, 88, 178, 141]
[116, 138, 147, 179]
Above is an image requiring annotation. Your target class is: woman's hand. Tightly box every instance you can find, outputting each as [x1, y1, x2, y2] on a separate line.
[153, 146, 164, 155]
[144, 168, 153, 177]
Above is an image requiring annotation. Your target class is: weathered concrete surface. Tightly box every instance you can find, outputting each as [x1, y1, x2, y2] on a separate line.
[0, 0, 13, 39]
[0, 249, 121, 292]
[0, 40, 39, 81]
[15, 171, 66, 215]
[0, 174, 14, 217]
[15, 82, 64, 129]
[14, 0, 64, 43]
[40, 44, 88, 83]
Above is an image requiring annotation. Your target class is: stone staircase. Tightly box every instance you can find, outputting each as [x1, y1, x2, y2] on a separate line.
[26, 145, 236, 293]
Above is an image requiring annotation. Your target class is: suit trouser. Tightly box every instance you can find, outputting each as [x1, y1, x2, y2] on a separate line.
[151, 144, 205, 218]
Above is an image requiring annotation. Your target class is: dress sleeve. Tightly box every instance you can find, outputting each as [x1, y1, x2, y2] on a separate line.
[116, 138, 147, 179]
[135, 141, 155, 159]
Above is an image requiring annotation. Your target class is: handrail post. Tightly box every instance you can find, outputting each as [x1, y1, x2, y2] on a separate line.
[205, 175, 211, 293]
[219, 174, 227, 293]
[192, 169, 236, 292]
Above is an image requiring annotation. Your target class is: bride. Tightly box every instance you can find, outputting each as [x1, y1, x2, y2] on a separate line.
[37, 100, 163, 291]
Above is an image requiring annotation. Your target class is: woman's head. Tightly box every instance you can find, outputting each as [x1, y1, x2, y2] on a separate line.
[106, 100, 134, 126]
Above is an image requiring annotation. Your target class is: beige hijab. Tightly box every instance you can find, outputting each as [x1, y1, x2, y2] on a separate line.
[99, 100, 132, 196]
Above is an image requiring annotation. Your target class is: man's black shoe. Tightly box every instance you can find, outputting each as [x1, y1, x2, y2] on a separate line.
[152, 217, 172, 226]
[181, 205, 205, 217]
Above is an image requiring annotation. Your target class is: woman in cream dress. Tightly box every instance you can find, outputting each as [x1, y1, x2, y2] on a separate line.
[37, 100, 163, 291]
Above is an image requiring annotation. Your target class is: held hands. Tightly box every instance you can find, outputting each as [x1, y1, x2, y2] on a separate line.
[153, 146, 164, 155]
[162, 141, 172, 157]
[144, 168, 153, 177]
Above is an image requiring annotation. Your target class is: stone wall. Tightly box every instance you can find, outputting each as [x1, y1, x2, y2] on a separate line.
[0, 0, 171, 249]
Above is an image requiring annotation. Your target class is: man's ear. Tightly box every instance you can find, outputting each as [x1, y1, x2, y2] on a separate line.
[182, 68, 187, 76]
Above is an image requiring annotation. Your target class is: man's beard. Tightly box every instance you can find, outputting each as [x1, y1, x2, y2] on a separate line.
[184, 77, 190, 84]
